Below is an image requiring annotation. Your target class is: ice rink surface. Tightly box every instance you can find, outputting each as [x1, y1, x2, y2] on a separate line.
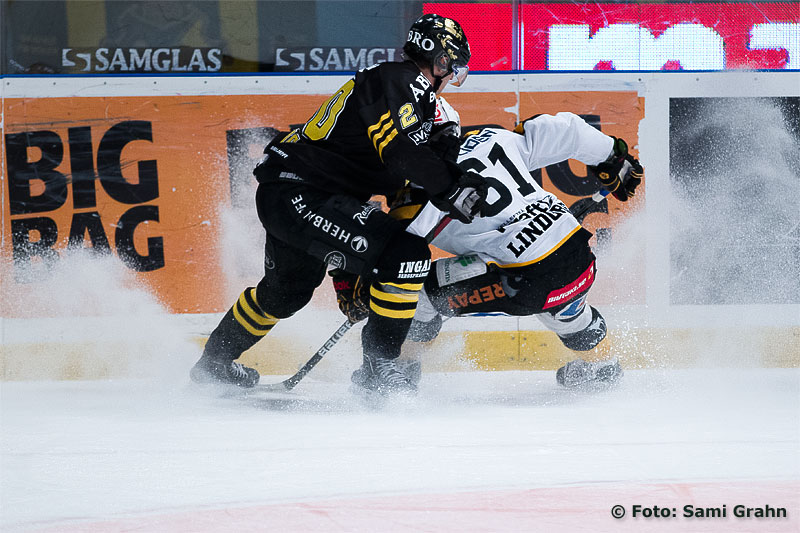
[2, 367, 798, 532]
[2, 77, 798, 532]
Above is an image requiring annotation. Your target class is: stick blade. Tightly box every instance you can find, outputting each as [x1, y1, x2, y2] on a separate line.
[258, 380, 293, 392]
[570, 196, 608, 224]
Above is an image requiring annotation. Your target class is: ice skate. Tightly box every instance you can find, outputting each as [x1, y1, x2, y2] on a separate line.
[556, 357, 622, 389]
[351, 355, 417, 398]
[396, 358, 422, 388]
[190, 355, 260, 388]
[407, 314, 443, 342]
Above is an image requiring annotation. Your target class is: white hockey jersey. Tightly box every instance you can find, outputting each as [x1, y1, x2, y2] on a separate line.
[406, 112, 614, 268]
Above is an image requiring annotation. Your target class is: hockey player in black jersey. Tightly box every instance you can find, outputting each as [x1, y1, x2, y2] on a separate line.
[190, 14, 486, 396]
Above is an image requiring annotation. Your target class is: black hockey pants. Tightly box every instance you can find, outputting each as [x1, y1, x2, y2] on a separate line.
[203, 177, 431, 363]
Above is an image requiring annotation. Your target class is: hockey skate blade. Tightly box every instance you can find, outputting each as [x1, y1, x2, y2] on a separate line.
[566, 376, 623, 393]
[258, 381, 294, 392]
[556, 363, 624, 392]
[186, 379, 261, 399]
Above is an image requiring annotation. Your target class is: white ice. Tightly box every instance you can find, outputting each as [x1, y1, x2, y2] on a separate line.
[2, 367, 798, 531]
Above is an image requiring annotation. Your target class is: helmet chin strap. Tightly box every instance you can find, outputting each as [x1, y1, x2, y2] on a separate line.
[409, 55, 451, 93]
[431, 54, 452, 93]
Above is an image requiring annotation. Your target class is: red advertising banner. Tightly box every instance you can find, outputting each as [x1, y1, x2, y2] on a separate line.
[426, 2, 800, 71]
[425, 2, 514, 71]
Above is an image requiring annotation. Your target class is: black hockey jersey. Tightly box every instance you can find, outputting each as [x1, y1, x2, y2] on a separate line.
[261, 61, 456, 202]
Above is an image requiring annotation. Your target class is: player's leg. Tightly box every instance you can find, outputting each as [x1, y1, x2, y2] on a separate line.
[536, 295, 605, 350]
[255, 182, 429, 396]
[353, 230, 432, 395]
[512, 249, 621, 388]
[410, 245, 621, 387]
[536, 299, 622, 388]
[407, 254, 524, 342]
[191, 178, 329, 388]
[190, 236, 326, 387]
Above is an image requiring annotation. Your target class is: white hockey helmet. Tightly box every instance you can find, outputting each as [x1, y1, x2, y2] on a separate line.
[434, 96, 461, 137]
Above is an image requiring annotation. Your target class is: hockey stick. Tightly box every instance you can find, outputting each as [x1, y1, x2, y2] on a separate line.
[260, 319, 354, 392]
[569, 189, 610, 223]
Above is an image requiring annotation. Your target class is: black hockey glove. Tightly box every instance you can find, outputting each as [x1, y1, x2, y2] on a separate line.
[588, 137, 644, 202]
[431, 169, 488, 224]
[329, 269, 369, 323]
[428, 131, 462, 163]
[617, 157, 643, 201]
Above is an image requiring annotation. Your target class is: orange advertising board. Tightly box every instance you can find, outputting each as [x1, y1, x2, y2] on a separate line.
[2, 94, 323, 317]
[518, 91, 645, 241]
[2, 90, 643, 318]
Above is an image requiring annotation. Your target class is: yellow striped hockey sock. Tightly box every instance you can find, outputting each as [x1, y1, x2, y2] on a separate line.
[203, 287, 279, 361]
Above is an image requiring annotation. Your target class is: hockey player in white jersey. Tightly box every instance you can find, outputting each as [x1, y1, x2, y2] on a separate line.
[394, 97, 643, 388]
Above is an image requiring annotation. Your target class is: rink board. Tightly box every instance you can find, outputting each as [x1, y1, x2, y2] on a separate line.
[1, 71, 799, 379]
[1, 316, 798, 380]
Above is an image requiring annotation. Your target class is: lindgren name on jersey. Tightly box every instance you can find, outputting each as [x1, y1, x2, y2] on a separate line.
[504, 196, 570, 228]
[503, 198, 571, 259]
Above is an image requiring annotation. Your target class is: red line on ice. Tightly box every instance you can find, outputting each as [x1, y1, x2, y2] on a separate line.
[32, 480, 800, 532]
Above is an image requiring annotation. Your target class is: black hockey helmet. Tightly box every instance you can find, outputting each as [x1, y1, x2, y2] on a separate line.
[404, 14, 470, 86]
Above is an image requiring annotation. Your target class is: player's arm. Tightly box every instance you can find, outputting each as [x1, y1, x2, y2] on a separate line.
[516, 112, 614, 168]
[517, 112, 643, 202]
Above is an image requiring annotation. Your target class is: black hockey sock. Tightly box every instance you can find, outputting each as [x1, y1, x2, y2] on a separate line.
[202, 287, 279, 362]
[361, 280, 420, 360]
